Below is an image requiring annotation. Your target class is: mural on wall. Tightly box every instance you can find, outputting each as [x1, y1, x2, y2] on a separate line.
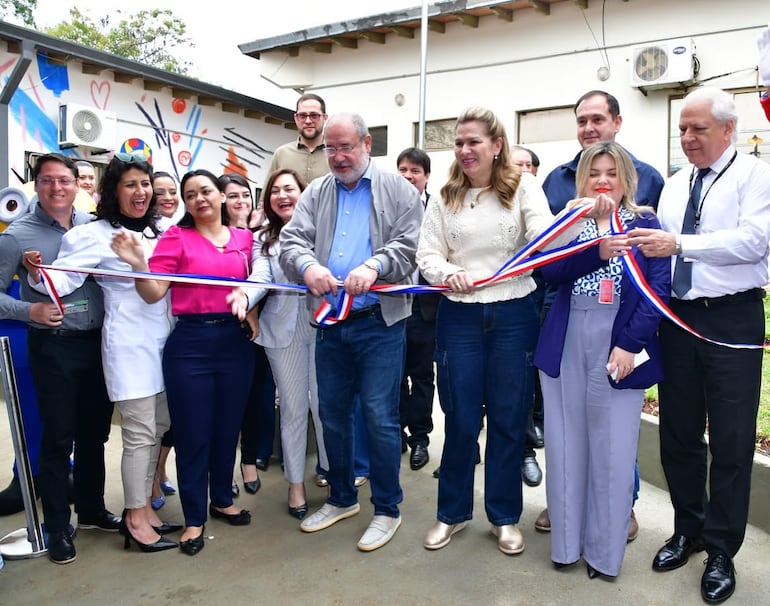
[3, 49, 280, 187]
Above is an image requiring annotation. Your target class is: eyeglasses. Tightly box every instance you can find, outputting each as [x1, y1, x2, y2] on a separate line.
[324, 143, 359, 156]
[115, 152, 148, 164]
[36, 176, 76, 186]
[295, 112, 323, 121]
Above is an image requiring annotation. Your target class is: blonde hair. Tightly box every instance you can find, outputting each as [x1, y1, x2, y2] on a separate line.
[575, 141, 652, 217]
[440, 107, 520, 212]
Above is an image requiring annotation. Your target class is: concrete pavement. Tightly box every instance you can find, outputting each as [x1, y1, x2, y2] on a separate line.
[1, 408, 769, 606]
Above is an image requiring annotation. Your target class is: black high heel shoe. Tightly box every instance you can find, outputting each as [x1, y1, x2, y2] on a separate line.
[153, 522, 183, 534]
[119, 510, 177, 553]
[241, 463, 261, 495]
[288, 503, 308, 520]
[586, 563, 601, 579]
[179, 525, 205, 556]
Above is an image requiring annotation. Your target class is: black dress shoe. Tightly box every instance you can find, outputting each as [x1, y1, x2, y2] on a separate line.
[209, 505, 251, 526]
[701, 552, 736, 603]
[586, 562, 601, 579]
[432, 466, 440, 478]
[255, 458, 269, 472]
[231, 482, 240, 497]
[553, 560, 578, 570]
[652, 534, 705, 572]
[48, 529, 77, 564]
[179, 526, 205, 556]
[410, 444, 430, 470]
[521, 455, 543, 487]
[534, 425, 545, 448]
[153, 522, 183, 534]
[78, 509, 122, 532]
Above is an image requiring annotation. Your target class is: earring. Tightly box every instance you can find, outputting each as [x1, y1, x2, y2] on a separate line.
[494, 154, 499, 161]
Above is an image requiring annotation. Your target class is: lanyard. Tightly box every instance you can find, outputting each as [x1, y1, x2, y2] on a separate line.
[692, 151, 737, 232]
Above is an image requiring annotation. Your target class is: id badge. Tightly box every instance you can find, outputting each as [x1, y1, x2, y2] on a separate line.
[598, 278, 614, 304]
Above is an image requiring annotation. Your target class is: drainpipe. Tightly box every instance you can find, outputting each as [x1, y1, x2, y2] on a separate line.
[0, 39, 34, 189]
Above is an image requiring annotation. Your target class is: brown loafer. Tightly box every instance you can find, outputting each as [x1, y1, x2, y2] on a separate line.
[534, 508, 551, 532]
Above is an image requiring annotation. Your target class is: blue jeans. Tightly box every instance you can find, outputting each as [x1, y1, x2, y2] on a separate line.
[315, 395, 370, 477]
[435, 297, 538, 526]
[316, 308, 405, 517]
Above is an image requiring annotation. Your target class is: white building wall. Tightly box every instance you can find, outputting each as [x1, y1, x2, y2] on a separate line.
[258, 0, 768, 188]
[1, 45, 292, 191]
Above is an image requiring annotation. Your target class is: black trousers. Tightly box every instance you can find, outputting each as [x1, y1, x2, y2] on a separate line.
[399, 298, 435, 447]
[659, 292, 763, 558]
[27, 328, 113, 533]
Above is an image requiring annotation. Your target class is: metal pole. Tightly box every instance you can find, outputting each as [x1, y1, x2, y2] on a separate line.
[417, 0, 429, 149]
[0, 336, 46, 558]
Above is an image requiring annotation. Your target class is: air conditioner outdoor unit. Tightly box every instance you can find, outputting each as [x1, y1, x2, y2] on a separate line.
[630, 38, 696, 90]
[58, 103, 117, 150]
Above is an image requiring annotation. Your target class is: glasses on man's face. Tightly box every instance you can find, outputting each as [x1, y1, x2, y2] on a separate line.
[295, 112, 323, 122]
[115, 152, 148, 164]
[36, 176, 77, 186]
[324, 143, 359, 156]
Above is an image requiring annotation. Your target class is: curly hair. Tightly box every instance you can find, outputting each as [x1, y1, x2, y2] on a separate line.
[96, 156, 159, 236]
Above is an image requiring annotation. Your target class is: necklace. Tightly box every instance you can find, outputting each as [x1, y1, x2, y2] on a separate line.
[469, 187, 484, 209]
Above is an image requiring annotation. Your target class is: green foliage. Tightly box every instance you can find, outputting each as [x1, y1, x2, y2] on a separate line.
[44, 8, 193, 75]
[0, 0, 37, 26]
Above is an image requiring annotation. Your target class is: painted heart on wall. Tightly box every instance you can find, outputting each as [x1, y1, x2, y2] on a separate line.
[90, 80, 111, 109]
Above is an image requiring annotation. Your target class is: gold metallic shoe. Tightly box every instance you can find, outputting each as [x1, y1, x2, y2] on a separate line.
[490, 524, 525, 555]
[423, 521, 467, 550]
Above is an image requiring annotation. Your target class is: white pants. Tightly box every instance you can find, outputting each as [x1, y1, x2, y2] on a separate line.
[265, 315, 328, 484]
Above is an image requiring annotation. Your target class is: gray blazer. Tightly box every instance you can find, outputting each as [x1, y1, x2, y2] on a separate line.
[245, 238, 306, 349]
[279, 162, 423, 326]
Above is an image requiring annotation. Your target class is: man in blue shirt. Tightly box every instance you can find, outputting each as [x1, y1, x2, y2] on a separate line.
[535, 90, 664, 538]
[543, 90, 664, 213]
[280, 113, 423, 552]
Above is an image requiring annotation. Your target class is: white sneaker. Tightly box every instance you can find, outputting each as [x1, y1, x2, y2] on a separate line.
[354, 476, 368, 487]
[357, 515, 402, 552]
[300, 503, 360, 533]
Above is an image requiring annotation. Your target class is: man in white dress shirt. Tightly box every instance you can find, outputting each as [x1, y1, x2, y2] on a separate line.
[629, 86, 770, 604]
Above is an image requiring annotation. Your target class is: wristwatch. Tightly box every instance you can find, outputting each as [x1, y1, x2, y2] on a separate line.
[363, 259, 381, 275]
[674, 236, 683, 256]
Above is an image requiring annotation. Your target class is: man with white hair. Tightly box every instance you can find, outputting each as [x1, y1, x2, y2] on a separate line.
[280, 112, 422, 552]
[629, 87, 770, 604]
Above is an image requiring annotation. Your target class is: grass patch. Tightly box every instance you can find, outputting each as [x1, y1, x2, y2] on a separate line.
[643, 296, 770, 456]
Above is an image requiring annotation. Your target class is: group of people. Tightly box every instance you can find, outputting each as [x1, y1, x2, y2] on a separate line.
[1, 48, 769, 606]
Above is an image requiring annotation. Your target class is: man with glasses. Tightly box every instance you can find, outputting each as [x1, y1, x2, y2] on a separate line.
[280, 113, 422, 552]
[267, 93, 330, 185]
[0, 153, 118, 564]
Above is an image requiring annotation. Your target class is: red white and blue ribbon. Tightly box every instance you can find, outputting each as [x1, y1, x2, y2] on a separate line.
[610, 210, 763, 350]
[31, 203, 766, 347]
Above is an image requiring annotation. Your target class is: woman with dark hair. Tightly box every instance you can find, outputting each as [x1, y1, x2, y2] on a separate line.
[25, 154, 178, 553]
[112, 169, 256, 556]
[219, 172, 263, 230]
[230, 168, 328, 519]
[220, 172, 275, 496]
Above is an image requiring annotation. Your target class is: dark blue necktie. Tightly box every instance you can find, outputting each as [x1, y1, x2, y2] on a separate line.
[672, 167, 710, 298]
